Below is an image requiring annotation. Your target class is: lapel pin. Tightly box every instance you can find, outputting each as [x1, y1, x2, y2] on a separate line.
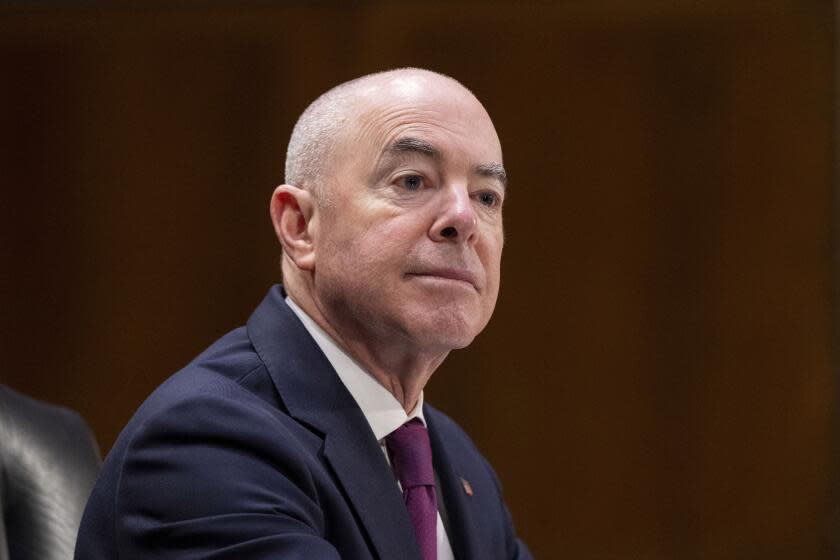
[460, 477, 474, 497]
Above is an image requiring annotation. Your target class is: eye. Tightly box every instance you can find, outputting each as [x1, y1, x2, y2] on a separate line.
[398, 174, 424, 191]
[477, 190, 501, 208]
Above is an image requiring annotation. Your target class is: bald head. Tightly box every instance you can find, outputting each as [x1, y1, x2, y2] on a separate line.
[271, 65, 505, 372]
[284, 68, 478, 201]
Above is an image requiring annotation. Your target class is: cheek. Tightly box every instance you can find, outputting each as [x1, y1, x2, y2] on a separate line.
[325, 224, 409, 286]
[482, 235, 504, 279]
[480, 240, 503, 313]
[357, 215, 425, 258]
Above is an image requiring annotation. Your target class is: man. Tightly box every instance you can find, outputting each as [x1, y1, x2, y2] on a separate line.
[76, 68, 532, 559]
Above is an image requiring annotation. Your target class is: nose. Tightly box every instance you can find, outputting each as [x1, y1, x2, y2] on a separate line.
[429, 185, 478, 244]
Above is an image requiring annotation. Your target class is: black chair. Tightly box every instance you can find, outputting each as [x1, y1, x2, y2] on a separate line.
[0, 385, 101, 560]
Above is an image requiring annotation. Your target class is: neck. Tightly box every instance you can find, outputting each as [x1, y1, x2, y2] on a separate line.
[285, 278, 446, 413]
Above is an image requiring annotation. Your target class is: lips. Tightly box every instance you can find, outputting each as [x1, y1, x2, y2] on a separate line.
[406, 268, 480, 291]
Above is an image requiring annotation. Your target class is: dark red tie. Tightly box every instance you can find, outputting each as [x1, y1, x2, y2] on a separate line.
[385, 419, 437, 560]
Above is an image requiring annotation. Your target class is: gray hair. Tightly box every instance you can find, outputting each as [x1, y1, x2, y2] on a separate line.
[283, 68, 467, 203]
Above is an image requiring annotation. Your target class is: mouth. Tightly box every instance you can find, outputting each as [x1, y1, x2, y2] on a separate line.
[406, 269, 480, 291]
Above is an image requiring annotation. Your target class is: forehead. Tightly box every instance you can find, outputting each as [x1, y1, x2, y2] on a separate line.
[344, 79, 503, 167]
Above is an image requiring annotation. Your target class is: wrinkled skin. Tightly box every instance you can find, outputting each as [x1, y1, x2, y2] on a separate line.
[275, 70, 506, 409]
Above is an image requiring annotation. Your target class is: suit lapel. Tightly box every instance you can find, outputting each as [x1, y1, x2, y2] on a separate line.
[426, 409, 482, 560]
[322, 427, 421, 560]
[246, 286, 422, 560]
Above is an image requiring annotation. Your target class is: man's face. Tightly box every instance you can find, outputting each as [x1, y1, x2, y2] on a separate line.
[311, 76, 505, 354]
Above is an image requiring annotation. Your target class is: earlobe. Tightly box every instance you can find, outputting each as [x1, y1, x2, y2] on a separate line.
[269, 185, 316, 270]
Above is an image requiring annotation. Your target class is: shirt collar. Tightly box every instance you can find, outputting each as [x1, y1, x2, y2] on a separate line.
[285, 296, 425, 441]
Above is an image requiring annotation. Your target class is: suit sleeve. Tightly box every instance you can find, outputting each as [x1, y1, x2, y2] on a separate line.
[113, 394, 342, 559]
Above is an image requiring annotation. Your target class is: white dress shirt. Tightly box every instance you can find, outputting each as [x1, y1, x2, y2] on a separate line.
[286, 297, 455, 560]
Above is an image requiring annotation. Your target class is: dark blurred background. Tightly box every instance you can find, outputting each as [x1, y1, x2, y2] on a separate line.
[1, 1, 837, 558]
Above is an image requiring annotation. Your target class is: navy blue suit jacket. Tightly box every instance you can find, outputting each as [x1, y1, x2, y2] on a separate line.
[76, 286, 532, 559]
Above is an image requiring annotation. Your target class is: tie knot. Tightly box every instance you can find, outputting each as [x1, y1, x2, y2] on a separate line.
[385, 419, 435, 488]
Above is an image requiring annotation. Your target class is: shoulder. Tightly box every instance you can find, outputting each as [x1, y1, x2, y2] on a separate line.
[124, 326, 280, 426]
[99, 323, 325, 517]
[111, 325, 312, 465]
[79, 327, 329, 553]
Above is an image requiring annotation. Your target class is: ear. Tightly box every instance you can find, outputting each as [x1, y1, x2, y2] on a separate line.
[269, 184, 317, 271]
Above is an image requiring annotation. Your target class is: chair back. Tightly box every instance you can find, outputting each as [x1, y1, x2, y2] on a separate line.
[0, 386, 101, 560]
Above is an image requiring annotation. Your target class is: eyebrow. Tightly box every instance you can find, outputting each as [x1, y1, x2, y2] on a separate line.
[385, 136, 508, 188]
[475, 162, 507, 188]
[386, 137, 442, 160]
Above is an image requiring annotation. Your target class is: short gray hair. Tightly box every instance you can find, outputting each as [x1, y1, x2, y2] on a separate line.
[283, 68, 466, 202]
[283, 81, 354, 200]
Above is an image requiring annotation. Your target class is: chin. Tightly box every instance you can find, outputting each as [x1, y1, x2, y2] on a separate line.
[411, 329, 477, 352]
[404, 306, 487, 351]
[444, 333, 478, 351]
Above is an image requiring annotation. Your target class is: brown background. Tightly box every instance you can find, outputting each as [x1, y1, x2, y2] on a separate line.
[1, 1, 836, 558]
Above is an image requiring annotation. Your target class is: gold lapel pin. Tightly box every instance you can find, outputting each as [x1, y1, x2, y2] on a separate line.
[460, 477, 474, 497]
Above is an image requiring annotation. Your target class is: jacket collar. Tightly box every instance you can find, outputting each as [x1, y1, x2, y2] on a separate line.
[246, 285, 422, 560]
[284, 295, 427, 441]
